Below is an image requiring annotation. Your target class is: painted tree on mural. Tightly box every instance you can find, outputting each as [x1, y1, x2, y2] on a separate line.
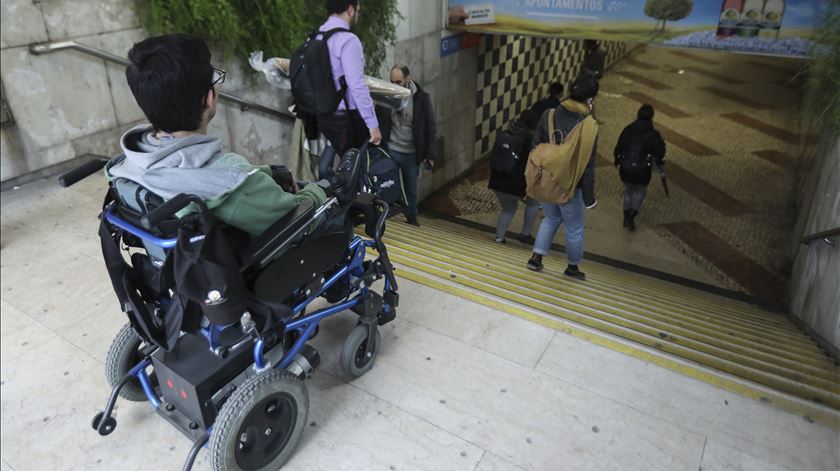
[644, 0, 694, 33]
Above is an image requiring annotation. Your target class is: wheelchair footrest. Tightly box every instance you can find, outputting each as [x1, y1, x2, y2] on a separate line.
[379, 290, 399, 326]
[350, 290, 397, 326]
[351, 291, 383, 320]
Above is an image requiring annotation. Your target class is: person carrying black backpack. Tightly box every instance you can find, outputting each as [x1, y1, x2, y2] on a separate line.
[613, 104, 666, 232]
[488, 110, 539, 244]
[290, 0, 381, 157]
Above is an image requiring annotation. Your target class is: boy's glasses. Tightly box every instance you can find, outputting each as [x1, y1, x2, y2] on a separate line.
[212, 68, 226, 87]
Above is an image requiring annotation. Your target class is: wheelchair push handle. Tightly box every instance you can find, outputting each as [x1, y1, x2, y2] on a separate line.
[57, 158, 109, 188]
[141, 193, 206, 230]
[358, 141, 370, 156]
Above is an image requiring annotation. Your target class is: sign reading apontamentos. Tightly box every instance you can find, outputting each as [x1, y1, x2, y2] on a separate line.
[446, 0, 821, 58]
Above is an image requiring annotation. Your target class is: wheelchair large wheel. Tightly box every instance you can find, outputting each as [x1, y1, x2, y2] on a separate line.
[339, 324, 381, 379]
[209, 370, 309, 471]
[105, 323, 159, 402]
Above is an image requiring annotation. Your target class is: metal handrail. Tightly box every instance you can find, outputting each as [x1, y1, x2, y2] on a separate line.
[29, 40, 295, 122]
[800, 227, 840, 246]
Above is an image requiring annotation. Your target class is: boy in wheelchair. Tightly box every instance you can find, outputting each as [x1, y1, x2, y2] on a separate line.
[110, 32, 343, 236]
[70, 33, 399, 471]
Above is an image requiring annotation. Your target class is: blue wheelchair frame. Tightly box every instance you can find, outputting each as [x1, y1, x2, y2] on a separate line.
[61, 151, 399, 470]
[103, 205, 394, 412]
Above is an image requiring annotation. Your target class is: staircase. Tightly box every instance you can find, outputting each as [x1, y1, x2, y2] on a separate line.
[372, 216, 840, 425]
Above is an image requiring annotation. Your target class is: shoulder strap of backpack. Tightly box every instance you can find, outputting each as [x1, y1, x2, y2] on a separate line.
[316, 27, 352, 40]
[548, 109, 556, 145]
[338, 76, 349, 110]
[319, 27, 352, 109]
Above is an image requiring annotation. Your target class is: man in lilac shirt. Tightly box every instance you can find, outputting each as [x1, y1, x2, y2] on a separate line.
[316, 0, 381, 156]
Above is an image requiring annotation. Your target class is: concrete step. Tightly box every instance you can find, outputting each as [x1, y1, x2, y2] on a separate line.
[362, 216, 840, 424]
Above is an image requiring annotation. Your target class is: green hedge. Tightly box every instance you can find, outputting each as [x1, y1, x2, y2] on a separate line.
[133, 0, 400, 75]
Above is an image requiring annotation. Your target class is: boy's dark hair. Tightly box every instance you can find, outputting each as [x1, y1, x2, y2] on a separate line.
[549, 82, 563, 97]
[126, 33, 214, 133]
[637, 104, 655, 120]
[327, 0, 358, 14]
[569, 73, 599, 102]
[583, 39, 599, 50]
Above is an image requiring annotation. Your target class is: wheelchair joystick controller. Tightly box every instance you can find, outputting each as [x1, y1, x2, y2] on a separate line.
[325, 148, 363, 204]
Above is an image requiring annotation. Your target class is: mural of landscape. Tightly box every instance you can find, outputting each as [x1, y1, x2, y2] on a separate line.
[448, 0, 821, 57]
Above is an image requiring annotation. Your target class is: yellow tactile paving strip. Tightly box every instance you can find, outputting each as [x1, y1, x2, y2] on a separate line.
[369, 218, 840, 426]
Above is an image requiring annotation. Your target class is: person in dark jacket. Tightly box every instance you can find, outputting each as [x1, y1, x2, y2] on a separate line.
[529, 82, 563, 121]
[526, 74, 599, 280]
[488, 110, 539, 244]
[613, 104, 666, 232]
[376, 64, 437, 226]
[580, 40, 606, 123]
[580, 40, 605, 80]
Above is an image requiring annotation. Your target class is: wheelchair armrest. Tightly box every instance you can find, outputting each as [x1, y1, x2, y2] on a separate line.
[58, 158, 109, 187]
[141, 193, 205, 230]
[239, 200, 317, 270]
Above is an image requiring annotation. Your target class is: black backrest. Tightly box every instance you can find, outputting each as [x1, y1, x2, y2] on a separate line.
[113, 178, 173, 261]
[239, 200, 318, 271]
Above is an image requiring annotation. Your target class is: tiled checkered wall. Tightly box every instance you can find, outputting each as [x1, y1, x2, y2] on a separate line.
[474, 36, 627, 159]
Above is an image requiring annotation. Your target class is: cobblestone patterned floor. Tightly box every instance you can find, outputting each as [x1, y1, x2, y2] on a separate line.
[422, 45, 804, 305]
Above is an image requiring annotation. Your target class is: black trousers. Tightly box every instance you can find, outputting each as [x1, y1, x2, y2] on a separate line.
[316, 110, 370, 157]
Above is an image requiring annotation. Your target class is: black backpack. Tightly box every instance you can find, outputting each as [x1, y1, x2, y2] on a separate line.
[290, 28, 350, 116]
[491, 130, 529, 174]
[619, 139, 651, 176]
[362, 147, 407, 206]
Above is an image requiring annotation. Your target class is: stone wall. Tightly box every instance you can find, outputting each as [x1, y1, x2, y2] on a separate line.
[789, 132, 840, 353]
[474, 35, 627, 160]
[0, 0, 478, 205]
[0, 0, 295, 185]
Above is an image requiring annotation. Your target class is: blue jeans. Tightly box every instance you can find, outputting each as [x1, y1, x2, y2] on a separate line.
[389, 149, 420, 217]
[533, 189, 585, 265]
[493, 191, 539, 240]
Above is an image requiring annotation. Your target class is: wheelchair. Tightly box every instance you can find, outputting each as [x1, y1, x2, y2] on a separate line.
[59, 146, 399, 471]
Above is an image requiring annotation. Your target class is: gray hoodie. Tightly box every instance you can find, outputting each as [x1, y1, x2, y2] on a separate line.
[107, 124, 252, 200]
[106, 124, 327, 237]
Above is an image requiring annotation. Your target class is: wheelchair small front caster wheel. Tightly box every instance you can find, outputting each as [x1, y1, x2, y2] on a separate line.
[340, 324, 381, 379]
[106, 323, 160, 402]
[91, 412, 117, 436]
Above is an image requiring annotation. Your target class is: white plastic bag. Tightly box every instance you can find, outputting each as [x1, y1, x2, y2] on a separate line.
[249, 50, 411, 110]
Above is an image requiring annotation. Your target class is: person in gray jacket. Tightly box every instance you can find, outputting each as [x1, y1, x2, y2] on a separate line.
[376, 64, 437, 226]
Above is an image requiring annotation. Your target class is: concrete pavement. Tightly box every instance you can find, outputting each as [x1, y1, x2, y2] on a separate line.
[1, 177, 837, 470]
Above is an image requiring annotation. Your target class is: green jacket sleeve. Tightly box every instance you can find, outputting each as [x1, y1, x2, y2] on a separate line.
[209, 170, 327, 236]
